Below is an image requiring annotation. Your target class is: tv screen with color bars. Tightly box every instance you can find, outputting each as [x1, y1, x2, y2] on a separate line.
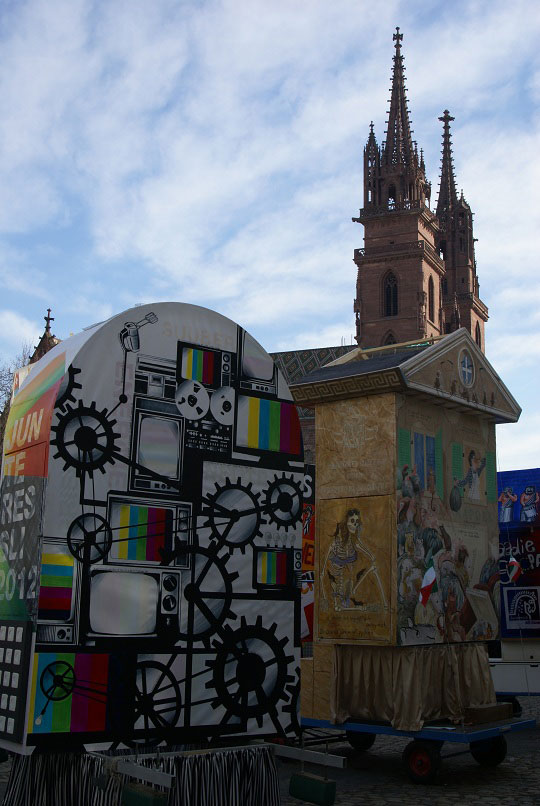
[109, 501, 174, 563]
[236, 396, 301, 455]
[177, 344, 220, 387]
[38, 546, 75, 622]
[256, 550, 288, 586]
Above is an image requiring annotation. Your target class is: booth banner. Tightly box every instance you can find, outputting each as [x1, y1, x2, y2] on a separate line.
[300, 464, 315, 641]
[498, 467, 540, 525]
[0, 303, 304, 753]
[499, 525, 540, 638]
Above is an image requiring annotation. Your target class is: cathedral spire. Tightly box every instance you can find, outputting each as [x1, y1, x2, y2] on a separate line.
[436, 110, 458, 221]
[382, 27, 416, 168]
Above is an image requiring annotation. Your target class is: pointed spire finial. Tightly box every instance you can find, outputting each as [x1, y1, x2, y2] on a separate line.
[436, 109, 458, 220]
[44, 308, 54, 334]
[369, 120, 374, 133]
[383, 27, 415, 167]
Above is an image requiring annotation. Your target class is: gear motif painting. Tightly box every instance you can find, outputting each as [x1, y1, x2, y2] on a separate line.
[50, 400, 120, 477]
[0, 302, 303, 753]
[202, 478, 265, 553]
[264, 473, 303, 530]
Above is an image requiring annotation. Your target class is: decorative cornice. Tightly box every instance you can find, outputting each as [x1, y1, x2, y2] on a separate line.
[290, 369, 405, 406]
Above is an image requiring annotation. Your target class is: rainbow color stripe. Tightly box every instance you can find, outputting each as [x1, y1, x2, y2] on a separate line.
[258, 551, 288, 585]
[181, 348, 214, 384]
[38, 548, 74, 621]
[8, 353, 65, 423]
[113, 504, 173, 562]
[236, 396, 301, 454]
[28, 652, 109, 734]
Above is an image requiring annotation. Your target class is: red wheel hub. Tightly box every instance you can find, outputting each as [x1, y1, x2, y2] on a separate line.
[410, 748, 431, 776]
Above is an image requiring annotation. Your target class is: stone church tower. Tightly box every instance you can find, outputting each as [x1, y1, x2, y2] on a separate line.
[353, 29, 488, 351]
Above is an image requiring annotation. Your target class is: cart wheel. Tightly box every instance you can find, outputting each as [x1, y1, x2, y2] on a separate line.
[402, 740, 441, 784]
[470, 735, 507, 767]
[346, 731, 376, 752]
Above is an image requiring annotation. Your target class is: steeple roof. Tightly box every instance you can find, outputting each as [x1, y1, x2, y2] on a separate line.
[436, 110, 458, 220]
[382, 27, 416, 168]
[29, 308, 60, 364]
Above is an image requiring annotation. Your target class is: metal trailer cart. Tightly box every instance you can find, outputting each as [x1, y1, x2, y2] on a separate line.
[301, 715, 536, 784]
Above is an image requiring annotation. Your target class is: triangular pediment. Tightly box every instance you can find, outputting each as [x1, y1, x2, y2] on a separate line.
[400, 329, 521, 423]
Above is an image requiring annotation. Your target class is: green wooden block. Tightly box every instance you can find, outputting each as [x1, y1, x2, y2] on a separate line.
[121, 782, 169, 805]
[289, 772, 336, 805]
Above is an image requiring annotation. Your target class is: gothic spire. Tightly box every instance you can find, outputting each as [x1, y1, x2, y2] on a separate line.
[436, 110, 458, 220]
[382, 27, 416, 168]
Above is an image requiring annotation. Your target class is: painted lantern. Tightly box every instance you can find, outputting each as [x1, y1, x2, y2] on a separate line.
[0, 303, 303, 752]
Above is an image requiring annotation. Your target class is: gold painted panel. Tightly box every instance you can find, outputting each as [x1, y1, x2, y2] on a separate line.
[316, 394, 395, 500]
[317, 496, 393, 643]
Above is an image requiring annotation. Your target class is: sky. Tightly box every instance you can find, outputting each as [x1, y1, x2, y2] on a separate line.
[0, 0, 538, 471]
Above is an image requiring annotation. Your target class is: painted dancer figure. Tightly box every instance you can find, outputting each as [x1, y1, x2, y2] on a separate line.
[321, 509, 387, 611]
[520, 485, 540, 523]
[454, 449, 486, 501]
[498, 487, 517, 523]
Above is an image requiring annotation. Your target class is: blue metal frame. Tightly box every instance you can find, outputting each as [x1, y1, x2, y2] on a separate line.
[301, 717, 536, 744]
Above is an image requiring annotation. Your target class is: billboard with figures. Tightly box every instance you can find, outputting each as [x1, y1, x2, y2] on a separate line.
[498, 468, 540, 639]
[0, 303, 304, 753]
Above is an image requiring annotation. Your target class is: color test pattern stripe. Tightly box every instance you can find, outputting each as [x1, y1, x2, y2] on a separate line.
[183, 348, 214, 384]
[117, 505, 169, 561]
[241, 397, 300, 454]
[260, 552, 287, 584]
[71, 653, 109, 732]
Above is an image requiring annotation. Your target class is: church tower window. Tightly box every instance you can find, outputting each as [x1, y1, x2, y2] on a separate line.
[383, 272, 398, 316]
[475, 322, 482, 349]
[428, 276, 435, 322]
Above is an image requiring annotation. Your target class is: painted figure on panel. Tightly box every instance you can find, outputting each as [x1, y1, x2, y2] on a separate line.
[498, 487, 517, 522]
[321, 508, 387, 612]
[520, 485, 540, 522]
[454, 449, 486, 501]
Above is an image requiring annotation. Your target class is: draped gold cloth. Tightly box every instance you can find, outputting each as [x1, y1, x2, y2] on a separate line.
[331, 642, 495, 731]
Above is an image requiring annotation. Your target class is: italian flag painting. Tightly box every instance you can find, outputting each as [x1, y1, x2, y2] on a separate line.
[419, 558, 438, 606]
[508, 554, 522, 583]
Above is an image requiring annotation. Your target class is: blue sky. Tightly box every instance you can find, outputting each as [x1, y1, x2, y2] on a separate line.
[0, 0, 539, 471]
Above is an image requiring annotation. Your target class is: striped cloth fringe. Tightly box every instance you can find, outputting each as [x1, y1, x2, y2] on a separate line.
[2, 746, 280, 806]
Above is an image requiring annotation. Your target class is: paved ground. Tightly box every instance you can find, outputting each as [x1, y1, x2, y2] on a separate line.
[278, 696, 540, 805]
[0, 698, 539, 803]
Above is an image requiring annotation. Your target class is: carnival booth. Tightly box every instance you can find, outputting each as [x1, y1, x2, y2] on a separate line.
[291, 329, 521, 732]
[0, 303, 303, 802]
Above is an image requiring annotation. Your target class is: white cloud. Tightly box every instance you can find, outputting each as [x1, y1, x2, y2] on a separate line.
[0, 310, 41, 360]
[0, 0, 537, 473]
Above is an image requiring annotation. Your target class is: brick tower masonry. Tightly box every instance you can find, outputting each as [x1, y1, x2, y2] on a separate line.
[353, 28, 488, 351]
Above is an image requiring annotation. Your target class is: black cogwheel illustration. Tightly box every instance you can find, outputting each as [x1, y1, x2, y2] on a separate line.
[202, 478, 264, 553]
[283, 666, 301, 736]
[67, 513, 113, 564]
[133, 660, 182, 737]
[205, 615, 295, 729]
[50, 400, 120, 477]
[55, 365, 82, 411]
[263, 473, 303, 530]
[177, 544, 239, 646]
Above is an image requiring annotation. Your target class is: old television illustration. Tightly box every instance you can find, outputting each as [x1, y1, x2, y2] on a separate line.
[130, 356, 184, 496]
[107, 495, 191, 568]
[36, 541, 81, 645]
[85, 566, 182, 641]
[238, 330, 278, 396]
